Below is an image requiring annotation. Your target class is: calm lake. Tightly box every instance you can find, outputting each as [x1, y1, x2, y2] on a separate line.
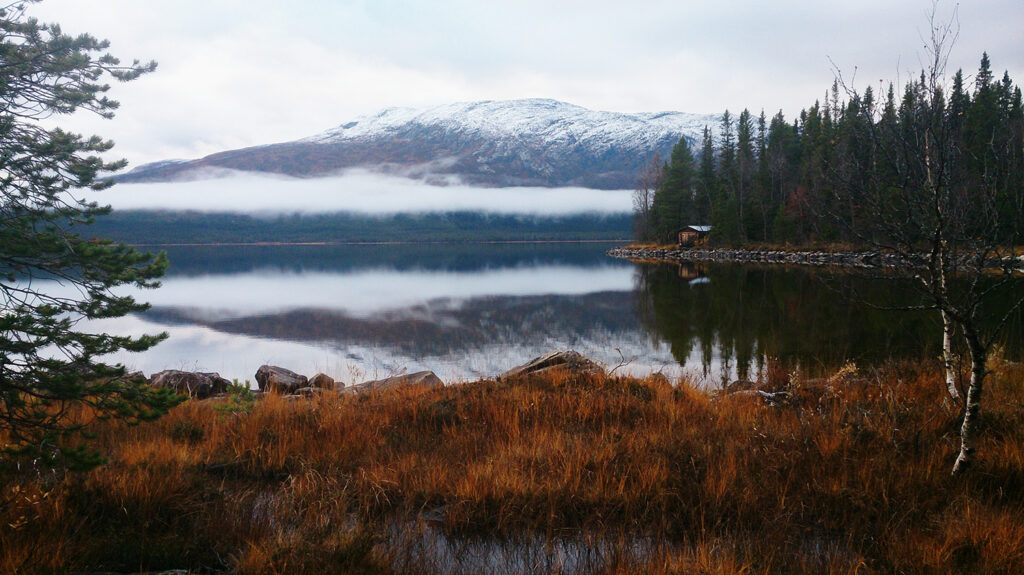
[90, 242, 1023, 386]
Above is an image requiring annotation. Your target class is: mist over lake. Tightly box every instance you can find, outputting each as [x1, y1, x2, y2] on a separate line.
[90, 170, 633, 215]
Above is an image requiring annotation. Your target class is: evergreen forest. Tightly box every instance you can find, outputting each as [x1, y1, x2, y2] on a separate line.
[639, 54, 1024, 246]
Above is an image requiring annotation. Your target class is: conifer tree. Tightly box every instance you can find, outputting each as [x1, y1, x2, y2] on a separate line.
[748, 111, 772, 241]
[0, 1, 181, 470]
[652, 136, 696, 242]
[736, 109, 756, 241]
[695, 126, 716, 225]
[712, 111, 741, 243]
[947, 69, 970, 137]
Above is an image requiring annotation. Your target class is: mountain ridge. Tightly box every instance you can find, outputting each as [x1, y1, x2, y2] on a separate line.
[120, 99, 721, 189]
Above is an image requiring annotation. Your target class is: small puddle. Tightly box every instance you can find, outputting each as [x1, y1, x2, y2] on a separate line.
[383, 519, 657, 574]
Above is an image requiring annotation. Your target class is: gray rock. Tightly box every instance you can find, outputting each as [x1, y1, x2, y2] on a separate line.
[717, 389, 791, 406]
[255, 365, 309, 394]
[148, 370, 230, 399]
[308, 372, 337, 390]
[498, 350, 605, 382]
[349, 371, 444, 393]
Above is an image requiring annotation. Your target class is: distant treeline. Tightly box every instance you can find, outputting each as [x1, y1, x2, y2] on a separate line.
[88, 211, 633, 245]
[155, 242, 624, 277]
[638, 53, 1024, 245]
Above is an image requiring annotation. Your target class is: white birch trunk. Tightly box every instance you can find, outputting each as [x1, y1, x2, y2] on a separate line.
[941, 310, 960, 401]
[952, 336, 987, 475]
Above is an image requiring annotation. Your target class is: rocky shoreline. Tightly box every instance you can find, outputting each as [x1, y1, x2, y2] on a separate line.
[606, 246, 917, 269]
[606, 246, 1024, 270]
[143, 350, 603, 401]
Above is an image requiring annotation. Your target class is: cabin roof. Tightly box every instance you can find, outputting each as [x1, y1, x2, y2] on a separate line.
[683, 225, 712, 233]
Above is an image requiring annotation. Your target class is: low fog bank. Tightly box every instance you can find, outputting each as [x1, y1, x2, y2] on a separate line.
[94, 170, 632, 215]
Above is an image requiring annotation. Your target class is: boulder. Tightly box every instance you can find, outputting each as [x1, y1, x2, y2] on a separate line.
[718, 389, 791, 406]
[255, 365, 309, 394]
[646, 372, 670, 386]
[498, 350, 605, 382]
[349, 371, 444, 393]
[308, 373, 337, 390]
[290, 386, 324, 398]
[149, 370, 231, 399]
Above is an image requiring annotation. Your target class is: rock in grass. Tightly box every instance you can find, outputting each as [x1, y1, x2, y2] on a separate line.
[308, 372, 337, 390]
[717, 389, 791, 406]
[498, 350, 605, 382]
[255, 365, 309, 394]
[349, 371, 443, 393]
[148, 370, 231, 399]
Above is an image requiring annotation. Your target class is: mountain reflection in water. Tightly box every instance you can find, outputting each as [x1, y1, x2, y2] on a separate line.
[91, 243, 1021, 385]
[109, 243, 683, 383]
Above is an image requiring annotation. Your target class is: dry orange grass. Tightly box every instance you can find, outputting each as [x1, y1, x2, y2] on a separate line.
[1, 360, 1022, 574]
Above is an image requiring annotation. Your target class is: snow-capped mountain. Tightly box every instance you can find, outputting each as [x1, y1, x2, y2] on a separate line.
[120, 99, 720, 189]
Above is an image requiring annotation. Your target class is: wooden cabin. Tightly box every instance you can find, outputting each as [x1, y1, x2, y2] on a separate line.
[676, 225, 711, 247]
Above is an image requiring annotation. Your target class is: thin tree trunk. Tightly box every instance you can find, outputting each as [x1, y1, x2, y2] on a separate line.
[952, 334, 987, 475]
[941, 310, 960, 401]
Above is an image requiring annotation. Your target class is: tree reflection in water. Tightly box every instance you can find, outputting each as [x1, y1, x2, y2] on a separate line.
[633, 261, 1024, 382]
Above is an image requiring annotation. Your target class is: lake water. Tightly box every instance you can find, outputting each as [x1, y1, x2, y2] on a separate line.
[88, 242, 1023, 387]
[91, 243, 676, 385]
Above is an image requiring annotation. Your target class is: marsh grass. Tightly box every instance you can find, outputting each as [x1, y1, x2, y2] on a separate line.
[1, 361, 1022, 574]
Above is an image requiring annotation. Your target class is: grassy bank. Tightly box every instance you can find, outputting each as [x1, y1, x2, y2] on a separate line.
[2, 360, 1023, 574]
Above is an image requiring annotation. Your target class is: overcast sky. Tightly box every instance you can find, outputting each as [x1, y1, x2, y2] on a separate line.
[29, 0, 1024, 167]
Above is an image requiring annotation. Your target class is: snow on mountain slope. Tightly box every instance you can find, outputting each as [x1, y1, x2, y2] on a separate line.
[121, 99, 721, 190]
[306, 99, 717, 152]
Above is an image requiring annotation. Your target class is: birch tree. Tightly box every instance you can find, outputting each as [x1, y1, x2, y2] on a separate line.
[632, 151, 664, 242]
[829, 3, 1024, 475]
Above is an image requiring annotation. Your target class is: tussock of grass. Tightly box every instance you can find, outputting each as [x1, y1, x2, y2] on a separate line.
[2, 361, 1023, 574]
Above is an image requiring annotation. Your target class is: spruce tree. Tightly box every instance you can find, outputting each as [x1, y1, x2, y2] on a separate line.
[751, 111, 772, 241]
[651, 136, 696, 242]
[736, 109, 756, 241]
[713, 111, 741, 243]
[695, 126, 716, 225]
[947, 69, 969, 136]
[0, 1, 181, 470]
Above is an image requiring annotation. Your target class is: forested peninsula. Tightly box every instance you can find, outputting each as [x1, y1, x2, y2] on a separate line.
[634, 54, 1023, 248]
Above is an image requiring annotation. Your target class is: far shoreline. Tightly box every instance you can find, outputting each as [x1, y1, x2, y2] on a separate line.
[607, 245, 908, 269]
[607, 245, 1024, 271]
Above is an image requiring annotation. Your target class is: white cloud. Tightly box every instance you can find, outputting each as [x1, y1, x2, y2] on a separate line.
[87, 171, 633, 215]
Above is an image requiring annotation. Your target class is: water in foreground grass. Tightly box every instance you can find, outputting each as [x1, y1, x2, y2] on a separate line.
[2, 360, 1023, 574]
